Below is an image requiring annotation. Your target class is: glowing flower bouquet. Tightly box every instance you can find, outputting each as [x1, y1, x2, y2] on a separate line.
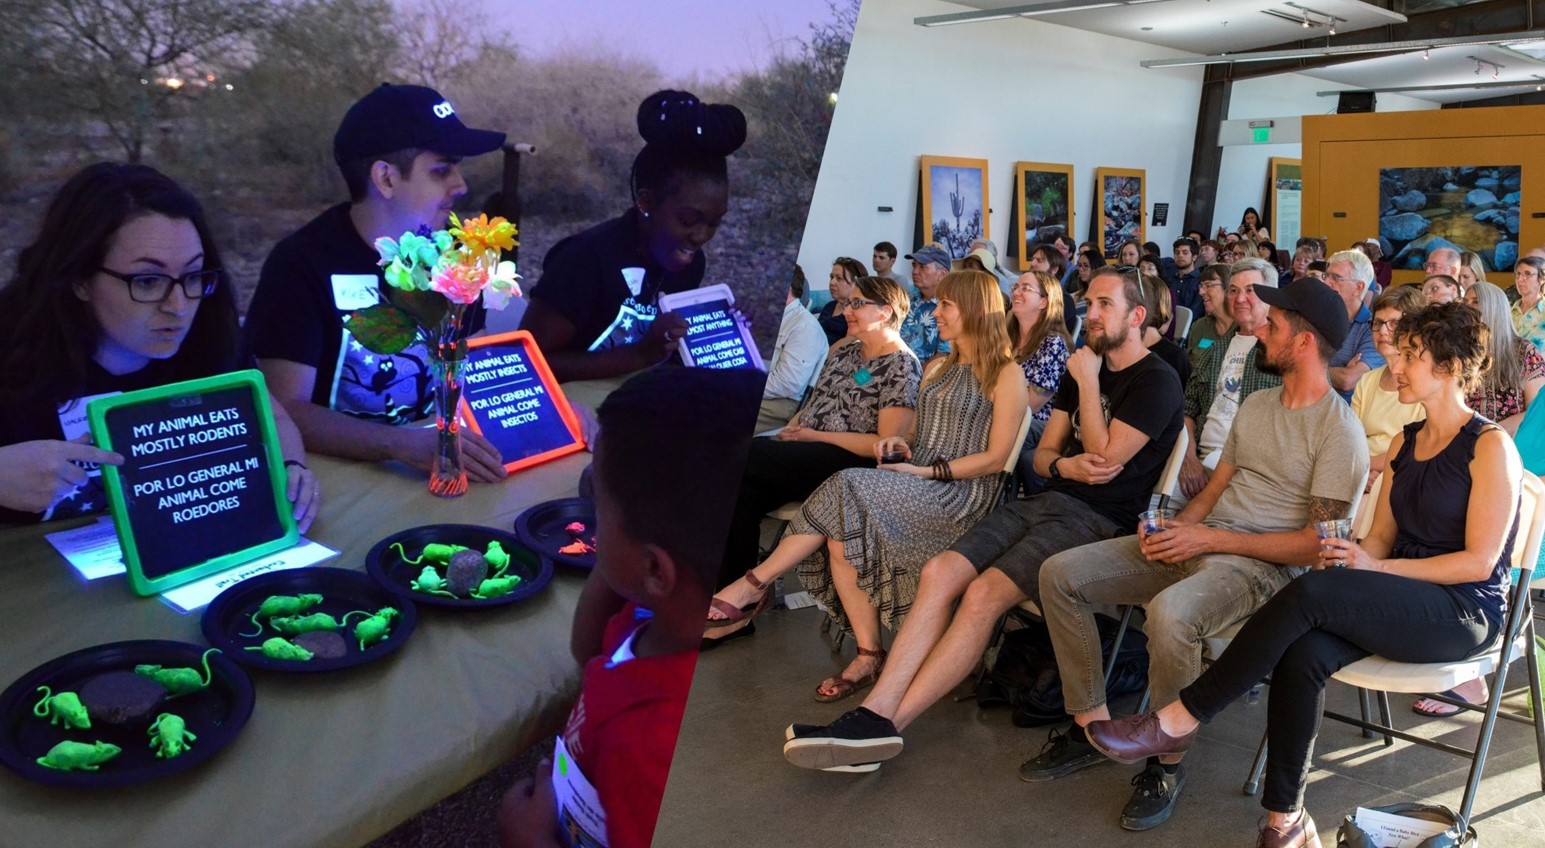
[348, 213, 522, 497]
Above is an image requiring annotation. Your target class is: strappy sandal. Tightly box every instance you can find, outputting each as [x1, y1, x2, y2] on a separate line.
[705, 569, 772, 631]
[814, 647, 886, 703]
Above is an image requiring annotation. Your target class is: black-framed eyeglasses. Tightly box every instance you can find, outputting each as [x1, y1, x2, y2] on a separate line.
[1372, 318, 1402, 332]
[100, 268, 221, 303]
[840, 298, 882, 311]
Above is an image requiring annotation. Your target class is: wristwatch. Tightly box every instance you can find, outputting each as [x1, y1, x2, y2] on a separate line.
[1048, 457, 1064, 481]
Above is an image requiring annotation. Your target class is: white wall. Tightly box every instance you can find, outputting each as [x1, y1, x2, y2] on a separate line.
[1214, 74, 1439, 237]
[800, 0, 1205, 291]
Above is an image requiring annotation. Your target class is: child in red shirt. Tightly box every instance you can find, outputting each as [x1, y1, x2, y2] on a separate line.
[499, 367, 757, 848]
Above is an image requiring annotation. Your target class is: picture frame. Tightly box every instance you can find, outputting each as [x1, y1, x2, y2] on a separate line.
[919, 155, 989, 261]
[1093, 167, 1145, 259]
[1267, 157, 1302, 254]
[1014, 161, 1075, 271]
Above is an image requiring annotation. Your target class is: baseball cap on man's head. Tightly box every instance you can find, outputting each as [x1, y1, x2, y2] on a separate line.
[333, 83, 506, 164]
[1253, 276, 1351, 350]
[905, 245, 952, 270]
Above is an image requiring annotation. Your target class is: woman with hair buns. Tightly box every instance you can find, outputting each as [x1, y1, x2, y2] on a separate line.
[708, 270, 1028, 701]
[521, 89, 747, 381]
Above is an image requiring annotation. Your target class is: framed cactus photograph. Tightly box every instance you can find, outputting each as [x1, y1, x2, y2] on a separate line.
[1094, 167, 1145, 260]
[919, 155, 989, 261]
[1015, 162, 1074, 271]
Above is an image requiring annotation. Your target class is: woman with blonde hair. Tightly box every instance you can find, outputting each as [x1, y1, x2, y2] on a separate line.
[1464, 280, 1543, 435]
[708, 270, 1028, 701]
[1007, 270, 1071, 494]
[1458, 251, 1488, 291]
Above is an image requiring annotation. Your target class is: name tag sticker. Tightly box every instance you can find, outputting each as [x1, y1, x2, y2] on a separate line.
[331, 274, 381, 311]
[1197, 338, 1215, 349]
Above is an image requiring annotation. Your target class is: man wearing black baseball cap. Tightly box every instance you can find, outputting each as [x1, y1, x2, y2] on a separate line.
[242, 83, 510, 481]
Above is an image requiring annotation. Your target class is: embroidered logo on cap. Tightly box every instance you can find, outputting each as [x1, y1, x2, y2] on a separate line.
[432, 101, 455, 119]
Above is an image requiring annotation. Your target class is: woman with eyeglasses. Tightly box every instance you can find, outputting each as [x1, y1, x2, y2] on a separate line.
[709, 271, 1027, 698]
[1512, 255, 1545, 350]
[1351, 284, 1429, 496]
[0, 163, 318, 528]
[1464, 280, 1543, 436]
[1186, 263, 1234, 366]
[705, 274, 920, 646]
[816, 256, 869, 346]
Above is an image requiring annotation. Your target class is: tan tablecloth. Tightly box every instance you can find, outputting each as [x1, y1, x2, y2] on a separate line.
[0, 378, 619, 848]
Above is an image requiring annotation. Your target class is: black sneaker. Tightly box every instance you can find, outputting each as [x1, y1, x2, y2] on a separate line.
[1120, 762, 1186, 831]
[782, 707, 902, 770]
[1017, 726, 1107, 782]
[785, 723, 882, 772]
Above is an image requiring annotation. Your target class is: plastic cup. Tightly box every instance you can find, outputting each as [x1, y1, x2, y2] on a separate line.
[879, 449, 908, 464]
[1315, 518, 1355, 567]
[1139, 508, 1174, 538]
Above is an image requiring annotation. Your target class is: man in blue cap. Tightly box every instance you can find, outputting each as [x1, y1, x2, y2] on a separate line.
[243, 83, 510, 480]
[900, 244, 952, 361]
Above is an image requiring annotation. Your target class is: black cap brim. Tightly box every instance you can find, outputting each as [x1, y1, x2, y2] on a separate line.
[425, 127, 507, 157]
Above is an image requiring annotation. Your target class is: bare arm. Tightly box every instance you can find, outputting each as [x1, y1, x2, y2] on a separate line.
[1329, 358, 1371, 393]
[258, 357, 507, 482]
[1146, 482, 1349, 568]
[890, 365, 1027, 480]
[1178, 414, 1208, 498]
[795, 406, 915, 457]
[520, 299, 682, 383]
[1345, 429, 1521, 583]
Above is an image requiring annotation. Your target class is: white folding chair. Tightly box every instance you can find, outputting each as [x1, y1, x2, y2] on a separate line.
[1171, 305, 1194, 344]
[1352, 470, 1382, 541]
[1241, 473, 1545, 831]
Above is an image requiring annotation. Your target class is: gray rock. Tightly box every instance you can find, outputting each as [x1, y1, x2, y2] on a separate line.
[1392, 189, 1427, 212]
[79, 671, 166, 726]
[1443, 182, 1460, 191]
[1507, 209, 1520, 235]
[292, 631, 348, 660]
[1503, 191, 1521, 205]
[1504, 172, 1521, 190]
[1495, 241, 1518, 270]
[1380, 212, 1430, 243]
[1475, 209, 1504, 225]
[1464, 189, 1499, 209]
[446, 549, 489, 597]
[1475, 177, 1500, 192]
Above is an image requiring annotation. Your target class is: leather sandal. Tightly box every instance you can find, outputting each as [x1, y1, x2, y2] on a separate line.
[814, 647, 886, 703]
[705, 569, 772, 631]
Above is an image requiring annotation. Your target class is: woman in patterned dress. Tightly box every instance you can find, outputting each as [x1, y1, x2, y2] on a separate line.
[1465, 281, 1542, 434]
[704, 275, 920, 643]
[1008, 270, 1070, 496]
[710, 270, 1028, 700]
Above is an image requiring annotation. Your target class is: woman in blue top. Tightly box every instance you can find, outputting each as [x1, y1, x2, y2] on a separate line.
[1081, 303, 1522, 848]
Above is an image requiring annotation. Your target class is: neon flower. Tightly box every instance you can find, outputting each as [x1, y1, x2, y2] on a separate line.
[431, 262, 488, 304]
[483, 260, 523, 310]
[450, 212, 518, 258]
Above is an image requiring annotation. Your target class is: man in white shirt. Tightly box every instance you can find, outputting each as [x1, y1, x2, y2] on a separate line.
[756, 266, 829, 434]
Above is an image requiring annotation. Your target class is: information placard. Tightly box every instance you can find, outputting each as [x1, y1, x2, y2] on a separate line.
[86, 370, 298, 596]
[460, 330, 586, 473]
[659, 283, 764, 372]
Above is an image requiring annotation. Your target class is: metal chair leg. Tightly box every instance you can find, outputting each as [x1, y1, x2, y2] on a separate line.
[1244, 731, 1268, 795]
[1526, 618, 1545, 790]
[1358, 689, 1376, 739]
[1103, 605, 1134, 689]
[1377, 690, 1394, 747]
[1456, 610, 1526, 832]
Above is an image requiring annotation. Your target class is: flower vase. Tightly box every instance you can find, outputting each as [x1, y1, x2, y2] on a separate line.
[428, 305, 470, 497]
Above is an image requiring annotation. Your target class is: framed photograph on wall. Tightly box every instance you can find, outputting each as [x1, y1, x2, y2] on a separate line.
[1267, 158, 1303, 254]
[1015, 161, 1074, 271]
[919, 156, 988, 261]
[1093, 167, 1145, 259]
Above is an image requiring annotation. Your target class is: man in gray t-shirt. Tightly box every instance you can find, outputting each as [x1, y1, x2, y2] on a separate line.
[1023, 277, 1368, 833]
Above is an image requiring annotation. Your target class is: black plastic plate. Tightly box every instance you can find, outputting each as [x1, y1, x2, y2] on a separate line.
[514, 497, 597, 570]
[366, 524, 553, 610]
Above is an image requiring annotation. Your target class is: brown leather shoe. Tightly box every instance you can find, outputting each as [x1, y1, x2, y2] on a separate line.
[1256, 811, 1322, 848]
[1084, 711, 1197, 764]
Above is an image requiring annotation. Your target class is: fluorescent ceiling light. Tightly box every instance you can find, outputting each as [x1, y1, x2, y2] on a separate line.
[1317, 75, 1545, 95]
[915, 0, 1177, 27]
[1141, 29, 1545, 68]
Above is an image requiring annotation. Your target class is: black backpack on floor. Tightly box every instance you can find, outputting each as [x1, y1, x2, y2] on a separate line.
[976, 612, 1150, 727]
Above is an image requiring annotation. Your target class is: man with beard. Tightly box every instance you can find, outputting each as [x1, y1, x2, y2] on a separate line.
[1027, 276, 1366, 833]
[780, 267, 1182, 774]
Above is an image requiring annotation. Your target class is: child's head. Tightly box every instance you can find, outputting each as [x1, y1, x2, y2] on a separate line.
[592, 367, 759, 609]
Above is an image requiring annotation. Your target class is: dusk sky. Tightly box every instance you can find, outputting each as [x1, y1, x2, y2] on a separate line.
[492, 0, 843, 80]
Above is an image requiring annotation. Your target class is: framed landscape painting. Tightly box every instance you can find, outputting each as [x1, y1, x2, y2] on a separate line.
[1015, 161, 1074, 271]
[1094, 167, 1145, 259]
[919, 155, 988, 260]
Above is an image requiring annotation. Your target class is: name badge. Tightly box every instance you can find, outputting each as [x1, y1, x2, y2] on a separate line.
[1197, 338, 1214, 350]
[331, 274, 381, 311]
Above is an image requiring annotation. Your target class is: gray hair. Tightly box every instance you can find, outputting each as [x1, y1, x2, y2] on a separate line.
[1229, 256, 1279, 287]
[1327, 249, 1374, 291]
[971, 237, 1001, 261]
[1427, 246, 1461, 269]
[1468, 281, 1523, 392]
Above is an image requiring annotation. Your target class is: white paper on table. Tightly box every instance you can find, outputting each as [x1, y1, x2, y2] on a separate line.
[1352, 807, 1452, 848]
[45, 516, 126, 580]
[158, 538, 340, 614]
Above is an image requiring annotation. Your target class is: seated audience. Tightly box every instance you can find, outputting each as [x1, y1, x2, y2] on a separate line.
[780, 267, 1181, 771]
[1284, 247, 1313, 286]
[1005, 271, 1073, 495]
[1117, 240, 1142, 268]
[1168, 237, 1203, 316]
[1467, 280, 1543, 435]
[1186, 263, 1233, 365]
[1198, 239, 1222, 267]
[758, 265, 829, 434]
[1459, 250, 1487, 292]
[1324, 249, 1384, 401]
[1228, 239, 1256, 264]
[1083, 303, 1519, 848]
[1179, 258, 1283, 497]
[707, 271, 1027, 699]
[1351, 285, 1428, 495]
[1512, 256, 1545, 351]
[901, 245, 951, 361]
[1027, 243, 1079, 334]
[0, 163, 318, 528]
[1072, 249, 1105, 306]
[816, 257, 868, 346]
[1140, 274, 1193, 386]
[1422, 274, 1461, 305]
[872, 241, 907, 288]
[708, 274, 920, 642]
[1032, 277, 1366, 832]
[1423, 246, 1462, 282]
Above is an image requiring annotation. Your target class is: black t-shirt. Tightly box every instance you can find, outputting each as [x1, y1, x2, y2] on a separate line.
[0, 358, 235, 524]
[1046, 352, 1184, 526]
[524, 208, 704, 353]
[243, 203, 484, 425]
[1148, 337, 1193, 389]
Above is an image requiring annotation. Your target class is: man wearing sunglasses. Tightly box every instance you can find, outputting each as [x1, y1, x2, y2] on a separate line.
[243, 84, 509, 482]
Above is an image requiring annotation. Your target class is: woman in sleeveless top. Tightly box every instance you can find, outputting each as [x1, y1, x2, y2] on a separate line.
[707, 270, 1028, 702]
[1080, 303, 1522, 848]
